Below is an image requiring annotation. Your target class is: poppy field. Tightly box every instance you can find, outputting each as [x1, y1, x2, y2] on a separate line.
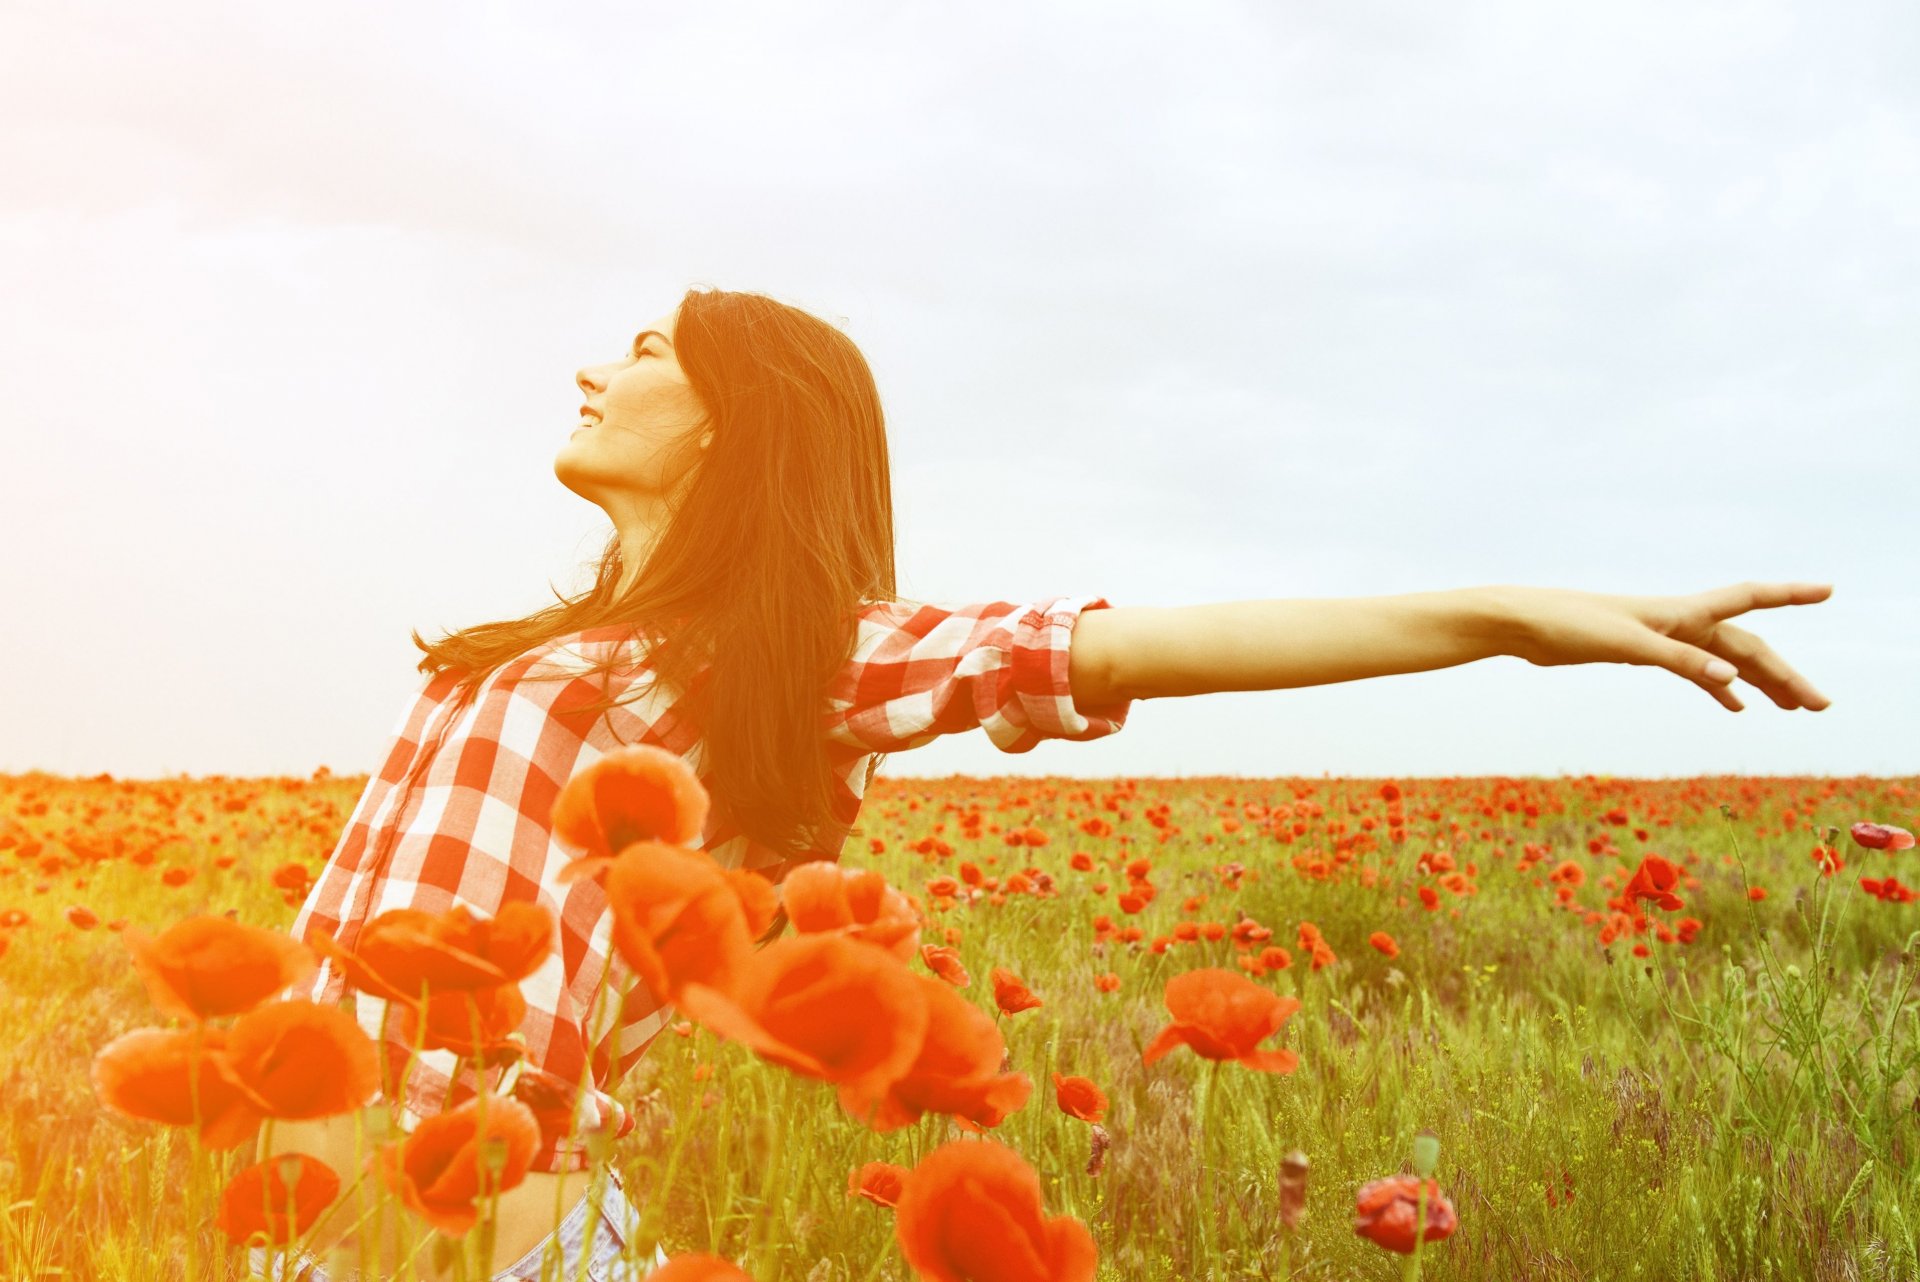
[3, 763, 1918, 1281]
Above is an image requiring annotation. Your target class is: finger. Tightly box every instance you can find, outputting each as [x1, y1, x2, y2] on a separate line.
[1705, 623, 1833, 711]
[1644, 634, 1746, 711]
[1698, 581, 1834, 623]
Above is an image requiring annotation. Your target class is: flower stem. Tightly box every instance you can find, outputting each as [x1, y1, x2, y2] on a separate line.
[1198, 1059, 1223, 1269]
[1403, 1181, 1427, 1282]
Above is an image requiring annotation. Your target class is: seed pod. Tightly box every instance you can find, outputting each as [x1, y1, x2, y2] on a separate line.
[1087, 1123, 1111, 1176]
[1278, 1150, 1309, 1229]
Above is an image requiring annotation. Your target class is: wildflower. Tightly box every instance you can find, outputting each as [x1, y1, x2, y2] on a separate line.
[1051, 1073, 1108, 1124]
[894, 1140, 1097, 1282]
[548, 742, 709, 875]
[304, 901, 554, 1009]
[270, 862, 311, 892]
[1258, 945, 1293, 971]
[919, 944, 971, 988]
[849, 1160, 911, 1208]
[863, 974, 1030, 1133]
[389, 982, 528, 1061]
[216, 999, 384, 1124]
[1622, 855, 1684, 912]
[1368, 931, 1399, 958]
[374, 1092, 542, 1236]
[991, 967, 1043, 1015]
[649, 1255, 757, 1281]
[215, 1152, 339, 1247]
[1142, 968, 1303, 1074]
[676, 933, 930, 1126]
[122, 915, 319, 1022]
[91, 1025, 262, 1150]
[784, 863, 921, 962]
[582, 845, 765, 1004]
[1353, 1174, 1458, 1254]
[1851, 822, 1916, 851]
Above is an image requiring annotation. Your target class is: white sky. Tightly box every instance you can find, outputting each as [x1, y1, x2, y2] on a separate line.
[2, 1, 1913, 781]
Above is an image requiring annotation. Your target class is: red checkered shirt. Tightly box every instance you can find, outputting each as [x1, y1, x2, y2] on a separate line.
[289, 594, 1132, 1171]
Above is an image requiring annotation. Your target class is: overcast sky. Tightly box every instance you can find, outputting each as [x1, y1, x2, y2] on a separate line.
[2, 1, 1913, 782]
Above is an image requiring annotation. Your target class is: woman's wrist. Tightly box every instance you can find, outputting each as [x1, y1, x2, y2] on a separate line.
[1456, 585, 1528, 662]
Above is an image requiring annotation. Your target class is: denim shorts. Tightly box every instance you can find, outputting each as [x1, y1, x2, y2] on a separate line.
[244, 1164, 669, 1281]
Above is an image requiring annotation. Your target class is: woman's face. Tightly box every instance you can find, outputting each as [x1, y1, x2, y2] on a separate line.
[555, 305, 711, 514]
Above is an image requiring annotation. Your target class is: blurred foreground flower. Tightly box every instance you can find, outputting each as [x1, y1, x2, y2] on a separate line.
[894, 1139, 1096, 1282]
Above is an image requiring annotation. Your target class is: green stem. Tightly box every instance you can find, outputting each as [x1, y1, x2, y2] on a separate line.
[1403, 1180, 1427, 1282]
[1197, 1059, 1223, 1269]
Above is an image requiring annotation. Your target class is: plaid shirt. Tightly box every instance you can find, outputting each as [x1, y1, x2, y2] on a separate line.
[289, 594, 1132, 1172]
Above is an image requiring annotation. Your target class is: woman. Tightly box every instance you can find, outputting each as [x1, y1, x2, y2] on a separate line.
[256, 287, 1831, 1280]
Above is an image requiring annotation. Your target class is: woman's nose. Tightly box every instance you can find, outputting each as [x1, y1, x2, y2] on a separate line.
[576, 369, 597, 395]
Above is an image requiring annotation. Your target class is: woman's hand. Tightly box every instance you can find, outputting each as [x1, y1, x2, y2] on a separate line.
[1490, 581, 1834, 713]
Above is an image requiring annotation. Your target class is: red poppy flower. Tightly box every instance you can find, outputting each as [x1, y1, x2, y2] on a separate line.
[91, 1025, 262, 1151]
[1622, 855, 1684, 912]
[1051, 1073, 1107, 1124]
[649, 1254, 757, 1281]
[390, 982, 528, 1061]
[549, 743, 710, 878]
[864, 973, 1030, 1133]
[848, 1160, 911, 1208]
[920, 944, 971, 988]
[374, 1091, 542, 1237]
[591, 842, 765, 1004]
[1353, 1174, 1458, 1254]
[306, 901, 553, 1009]
[784, 863, 922, 963]
[1142, 968, 1303, 1074]
[217, 999, 384, 1123]
[216, 1152, 340, 1247]
[271, 862, 312, 892]
[991, 967, 1043, 1015]
[1368, 931, 1399, 958]
[675, 932, 931, 1124]
[1852, 822, 1916, 851]
[1257, 946, 1292, 971]
[121, 915, 319, 1022]
[893, 1140, 1097, 1282]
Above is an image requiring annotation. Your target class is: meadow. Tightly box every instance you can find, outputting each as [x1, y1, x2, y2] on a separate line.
[2, 766, 1916, 1281]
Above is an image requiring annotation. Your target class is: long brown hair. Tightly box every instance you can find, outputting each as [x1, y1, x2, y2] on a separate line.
[412, 287, 908, 915]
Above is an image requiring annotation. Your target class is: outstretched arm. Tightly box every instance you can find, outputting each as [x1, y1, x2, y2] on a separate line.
[1070, 581, 1833, 715]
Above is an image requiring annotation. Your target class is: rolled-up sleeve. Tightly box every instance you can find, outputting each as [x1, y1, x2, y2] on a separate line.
[824, 596, 1134, 755]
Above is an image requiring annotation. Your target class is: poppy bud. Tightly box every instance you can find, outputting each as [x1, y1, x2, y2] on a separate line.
[1086, 1123, 1110, 1177]
[1278, 1150, 1309, 1229]
[1412, 1130, 1440, 1178]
